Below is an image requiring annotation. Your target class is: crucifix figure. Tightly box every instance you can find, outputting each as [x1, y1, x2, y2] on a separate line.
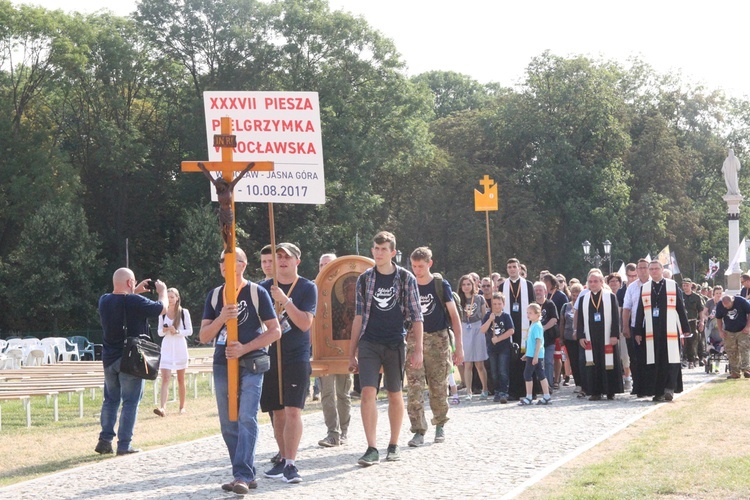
[182, 116, 274, 420]
[196, 161, 255, 250]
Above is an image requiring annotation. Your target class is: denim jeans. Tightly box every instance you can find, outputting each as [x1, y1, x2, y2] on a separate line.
[488, 349, 510, 396]
[544, 344, 555, 387]
[214, 363, 263, 482]
[99, 357, 145, 452]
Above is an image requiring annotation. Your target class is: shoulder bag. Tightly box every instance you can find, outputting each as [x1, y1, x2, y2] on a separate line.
[120, 295, 161, 380]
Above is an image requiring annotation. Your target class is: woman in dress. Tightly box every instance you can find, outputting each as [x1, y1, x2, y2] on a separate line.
[457, 274, 489, 400]
[154, 288, 193, 416]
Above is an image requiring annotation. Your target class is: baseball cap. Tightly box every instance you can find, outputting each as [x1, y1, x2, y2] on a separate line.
[276, 242, 301, 259]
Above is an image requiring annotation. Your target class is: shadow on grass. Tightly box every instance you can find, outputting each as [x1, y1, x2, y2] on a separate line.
[0, 454, 105, 485]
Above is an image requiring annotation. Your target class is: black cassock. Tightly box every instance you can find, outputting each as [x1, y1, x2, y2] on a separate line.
[633, 279, 690, 397]
[506, 278, 538, 399]
[576, 291, 624, 397]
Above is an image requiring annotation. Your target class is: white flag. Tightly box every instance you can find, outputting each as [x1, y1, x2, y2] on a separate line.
[617, 262, 626, 280]
[725, 237, 747, 275]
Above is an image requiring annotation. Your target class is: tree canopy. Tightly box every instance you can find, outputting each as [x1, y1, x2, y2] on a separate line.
[0, 0, 747, 333]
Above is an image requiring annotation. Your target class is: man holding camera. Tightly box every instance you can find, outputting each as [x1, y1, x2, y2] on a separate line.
[96, 268, 168, 456]
[200, 247, 281, 494]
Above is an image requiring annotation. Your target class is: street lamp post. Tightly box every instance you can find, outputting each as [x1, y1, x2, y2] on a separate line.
[582, 239, 612, 274]
[395, 250, 402, 266]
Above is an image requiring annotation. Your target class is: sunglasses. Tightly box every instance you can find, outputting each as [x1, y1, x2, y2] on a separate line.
[218, 259, 246, 264]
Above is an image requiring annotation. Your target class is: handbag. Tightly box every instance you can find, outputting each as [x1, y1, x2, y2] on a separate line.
[121, 336, 161, 380]
[119, 295, 161, 380]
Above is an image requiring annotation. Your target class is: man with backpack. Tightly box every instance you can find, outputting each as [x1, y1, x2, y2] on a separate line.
[199, 248, 281, 494]
[348, 231, 423, 466]
[406, 247, 464, 447]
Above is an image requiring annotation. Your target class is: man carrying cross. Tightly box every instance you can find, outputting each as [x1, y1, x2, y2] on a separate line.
[199, 248, 280, 494]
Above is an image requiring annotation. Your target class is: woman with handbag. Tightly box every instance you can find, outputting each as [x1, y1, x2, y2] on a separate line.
[154, 288, 193, 416]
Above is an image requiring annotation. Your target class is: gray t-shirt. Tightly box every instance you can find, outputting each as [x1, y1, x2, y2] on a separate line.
[461, 294, 487, 323]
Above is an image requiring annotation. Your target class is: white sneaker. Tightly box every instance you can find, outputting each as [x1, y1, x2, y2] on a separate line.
[624, 377, 632, 392]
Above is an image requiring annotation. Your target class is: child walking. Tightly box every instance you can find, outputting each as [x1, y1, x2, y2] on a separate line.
[480, 293, 515, 403]
[519, 303, 552, 405]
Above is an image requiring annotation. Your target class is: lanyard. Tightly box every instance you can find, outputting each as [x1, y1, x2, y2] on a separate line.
[510, 280, 521, 302]
[590, 291, 602, 311]
[275, 276, 299, 314]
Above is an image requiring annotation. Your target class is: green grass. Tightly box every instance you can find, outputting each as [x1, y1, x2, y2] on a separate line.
[528, 380, 750, 499]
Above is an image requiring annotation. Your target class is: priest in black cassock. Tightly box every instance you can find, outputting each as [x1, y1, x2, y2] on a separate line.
[576, 269, 624, 400]
[633, 261, 690, 402]
[501, 258, 537, 400]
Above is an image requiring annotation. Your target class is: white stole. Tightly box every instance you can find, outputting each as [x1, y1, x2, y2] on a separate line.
[503, 278, 530, 346]
[582, 290, 614, 369]
[642, 279, 681, 364]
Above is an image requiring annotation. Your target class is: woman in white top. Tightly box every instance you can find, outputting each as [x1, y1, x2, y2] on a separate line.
[154, 288, 193, 416]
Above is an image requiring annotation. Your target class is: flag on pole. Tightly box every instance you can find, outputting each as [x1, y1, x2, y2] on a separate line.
[617, 262, 626, 281]
[725, 237, 747, 276]
[657, 245, 670, 267]
[670, 252, 681, 275]
[706, 258, 720, 279]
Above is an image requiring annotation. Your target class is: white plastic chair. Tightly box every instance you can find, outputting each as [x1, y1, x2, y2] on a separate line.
[25, 346, 46, 366]
[0, 339, 7, 353]
[40, 338, 60, 364]
[58, 339, 80, 362]
[4, 348, 23, 369]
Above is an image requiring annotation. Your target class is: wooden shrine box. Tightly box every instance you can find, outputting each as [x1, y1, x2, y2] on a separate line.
[311, 255, 374, 376]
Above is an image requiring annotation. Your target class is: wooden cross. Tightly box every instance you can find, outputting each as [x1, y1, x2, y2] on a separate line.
[182, 116, 274, 421]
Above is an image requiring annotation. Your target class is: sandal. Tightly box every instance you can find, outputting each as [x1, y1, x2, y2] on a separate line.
[449, 395, 460, 405]
[576, 391, 587, 399]
[537, 397, 552, 405]
[518, 397, 532, 406]
[153, 408, 166, 417]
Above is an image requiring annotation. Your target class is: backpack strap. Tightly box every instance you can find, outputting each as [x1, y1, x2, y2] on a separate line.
[249, 282, 267, 332]
[211, 285, 222, 310]
[211, 283, 266, 334]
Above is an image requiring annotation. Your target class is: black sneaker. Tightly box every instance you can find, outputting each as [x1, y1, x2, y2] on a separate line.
[386, 444, 401, 462]
[116, 447, 141, 455]
[264, 458, 286, 478]
[94, 440, 113, 454]
[283, 463, 302, 484]
[357, 446, 379, 466]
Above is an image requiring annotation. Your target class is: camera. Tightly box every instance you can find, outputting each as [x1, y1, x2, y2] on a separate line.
[146, 279, 157, 293]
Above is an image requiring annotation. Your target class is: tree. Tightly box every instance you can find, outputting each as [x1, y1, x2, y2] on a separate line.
[160, 204, 224, 314]
[412, 70, 500, 119]
[0, 201, 103, 331]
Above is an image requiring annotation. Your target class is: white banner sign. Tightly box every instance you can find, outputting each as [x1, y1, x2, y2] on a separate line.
[203, 91, 325, 204]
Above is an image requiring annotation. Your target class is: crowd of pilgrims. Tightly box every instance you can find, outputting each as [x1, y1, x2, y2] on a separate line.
[452, 258, 717, 405]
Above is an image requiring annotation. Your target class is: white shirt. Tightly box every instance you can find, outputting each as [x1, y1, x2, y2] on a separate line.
[623, 279, 650, 326]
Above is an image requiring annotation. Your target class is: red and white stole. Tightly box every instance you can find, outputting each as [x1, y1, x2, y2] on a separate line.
[503, 278, 530, 346]
[582, 290, 614, 369]
[642, 279, 681, 364]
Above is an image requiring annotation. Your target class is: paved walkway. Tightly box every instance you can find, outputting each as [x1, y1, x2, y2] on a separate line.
[0, 368, 714, 499]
